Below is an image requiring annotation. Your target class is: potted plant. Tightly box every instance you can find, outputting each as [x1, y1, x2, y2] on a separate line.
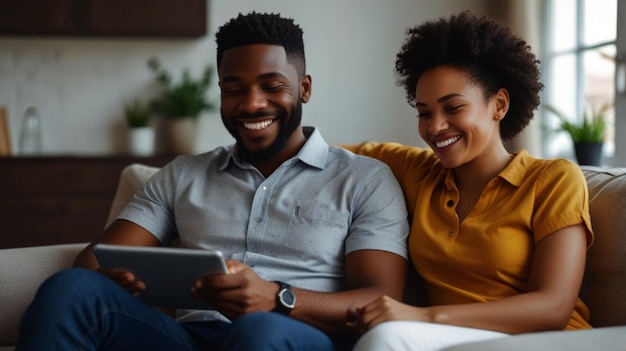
[148, 57, 216, 154]
[124, 99, 154, 156]
[545, 101, 612, 166]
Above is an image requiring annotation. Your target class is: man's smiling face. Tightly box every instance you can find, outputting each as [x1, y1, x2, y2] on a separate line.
[218, 44, 310, 163]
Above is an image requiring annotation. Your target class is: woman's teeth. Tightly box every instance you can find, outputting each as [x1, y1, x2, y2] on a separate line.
[435, 136, 461, 148]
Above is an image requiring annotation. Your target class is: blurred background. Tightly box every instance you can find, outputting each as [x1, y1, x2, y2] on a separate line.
[0, 0, 624, 166]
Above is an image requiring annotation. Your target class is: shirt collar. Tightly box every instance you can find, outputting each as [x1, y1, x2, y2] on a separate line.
[219, 126, 328, 171]
[296, 126, 328, 170]
[442, 149, 532, 189]
[499, 149, 532, 187]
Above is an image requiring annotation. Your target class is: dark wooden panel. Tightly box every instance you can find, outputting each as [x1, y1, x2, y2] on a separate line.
[0, 155, 172, 249]
[83, 0, 206, 37]
[0, 0, 206, 37]
[0, 0, 79, 34]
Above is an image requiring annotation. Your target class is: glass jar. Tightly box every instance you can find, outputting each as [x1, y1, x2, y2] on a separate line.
[18, 106, 42, 155]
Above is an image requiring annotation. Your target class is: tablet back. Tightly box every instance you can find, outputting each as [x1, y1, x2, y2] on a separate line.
[93, 244, 227, 310]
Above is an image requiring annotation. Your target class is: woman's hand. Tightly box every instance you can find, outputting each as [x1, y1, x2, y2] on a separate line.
[347, 295, 423, 334]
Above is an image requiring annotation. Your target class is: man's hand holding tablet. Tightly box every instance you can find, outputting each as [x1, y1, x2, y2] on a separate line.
[93, 244, 228, 310]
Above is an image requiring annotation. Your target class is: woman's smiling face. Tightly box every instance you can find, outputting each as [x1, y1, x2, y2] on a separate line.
[415, 65, 505, 169]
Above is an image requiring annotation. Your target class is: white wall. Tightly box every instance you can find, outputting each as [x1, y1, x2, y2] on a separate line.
[0, 0, 488, 155]
[614, 0, 626, 166]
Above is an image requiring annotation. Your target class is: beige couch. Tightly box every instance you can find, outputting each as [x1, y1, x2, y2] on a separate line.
[1, 164, 625, 350]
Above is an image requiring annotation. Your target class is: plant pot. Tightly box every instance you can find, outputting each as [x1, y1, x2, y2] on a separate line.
[162, 117, 199, 155]
[574, 142, 603, 166]
[128, 127, 155, 156]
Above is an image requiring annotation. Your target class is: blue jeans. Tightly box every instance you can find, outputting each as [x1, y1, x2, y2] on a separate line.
[17, 268, 338, 351]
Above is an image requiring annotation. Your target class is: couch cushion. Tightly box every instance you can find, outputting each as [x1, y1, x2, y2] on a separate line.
[441, 326, 626, 351]
[0, 243, 86, 346]
[105, 163, 160, 227]
[580, 166, 626, 327]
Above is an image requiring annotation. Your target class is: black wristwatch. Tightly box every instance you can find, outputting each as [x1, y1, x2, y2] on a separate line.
[272, 281, 296, 315]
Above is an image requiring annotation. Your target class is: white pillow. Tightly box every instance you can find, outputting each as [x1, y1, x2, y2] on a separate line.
[105, 163, 160, 228]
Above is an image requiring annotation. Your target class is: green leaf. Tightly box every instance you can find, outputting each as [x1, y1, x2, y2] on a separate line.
[124, 99, 152, 128]
[544, 101, 611, 144]
[147, 57, 217, 119]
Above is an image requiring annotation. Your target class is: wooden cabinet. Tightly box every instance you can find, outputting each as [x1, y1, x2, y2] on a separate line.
[0, 0, 206, 37]
[0, 155, 172, 249]
[0, 0, 78, 35]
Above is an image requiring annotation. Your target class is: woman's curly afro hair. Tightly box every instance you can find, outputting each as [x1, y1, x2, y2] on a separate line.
[395, 11, 543, 140]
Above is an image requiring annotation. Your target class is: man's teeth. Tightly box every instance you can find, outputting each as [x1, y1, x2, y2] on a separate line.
[435, 136, 461, 148]
[243, 120, 273, 130]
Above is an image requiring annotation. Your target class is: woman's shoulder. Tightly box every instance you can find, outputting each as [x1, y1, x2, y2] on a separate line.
[537, 157, 582, 175]
[516, 152, 586, 187]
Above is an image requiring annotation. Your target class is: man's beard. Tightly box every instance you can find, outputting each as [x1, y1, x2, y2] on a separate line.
[222, 100, 302, 163]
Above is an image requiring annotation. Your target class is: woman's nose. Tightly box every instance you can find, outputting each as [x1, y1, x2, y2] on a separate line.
[427, 112, 449, 135]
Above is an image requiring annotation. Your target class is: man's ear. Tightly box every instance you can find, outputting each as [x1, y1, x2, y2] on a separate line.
[300, 74, 312, 103]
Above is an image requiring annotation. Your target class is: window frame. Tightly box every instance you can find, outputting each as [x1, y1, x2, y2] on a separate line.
[540, 0, 621, 165]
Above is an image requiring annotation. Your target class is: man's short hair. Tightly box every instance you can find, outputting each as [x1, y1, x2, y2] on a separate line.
[216, 12, 306, 75]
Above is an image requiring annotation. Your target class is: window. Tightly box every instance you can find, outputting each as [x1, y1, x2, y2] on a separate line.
[541, 0, 617, 162]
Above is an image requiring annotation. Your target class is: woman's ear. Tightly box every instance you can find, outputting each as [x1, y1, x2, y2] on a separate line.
[494, 88, 510, 121]
[301, 74, 312, 103]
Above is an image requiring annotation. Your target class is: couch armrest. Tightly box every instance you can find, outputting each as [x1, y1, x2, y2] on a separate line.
[0, 243, 86, 346]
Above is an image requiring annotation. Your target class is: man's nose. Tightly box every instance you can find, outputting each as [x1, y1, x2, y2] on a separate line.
[240, 89, 268, 113]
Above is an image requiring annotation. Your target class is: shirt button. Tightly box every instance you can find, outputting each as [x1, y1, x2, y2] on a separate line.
[255, 217, 262, 222]
[446, 200, 454, 207]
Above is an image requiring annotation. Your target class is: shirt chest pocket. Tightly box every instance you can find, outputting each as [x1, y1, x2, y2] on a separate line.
[294, 205, 349, 225]
[286, 205, 350, 250]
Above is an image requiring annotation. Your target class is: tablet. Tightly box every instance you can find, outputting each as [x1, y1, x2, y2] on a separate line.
[93, 243, 228, 310]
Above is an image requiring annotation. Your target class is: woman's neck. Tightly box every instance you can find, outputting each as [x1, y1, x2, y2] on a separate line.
[454, 144, 513, 190]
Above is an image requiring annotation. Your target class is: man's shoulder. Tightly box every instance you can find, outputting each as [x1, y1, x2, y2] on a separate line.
[154, 146, 234, 181]
[169, 145, 234, 166]
[327, 145, 393, 171]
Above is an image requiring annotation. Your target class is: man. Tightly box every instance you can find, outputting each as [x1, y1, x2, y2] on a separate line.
[17, 12, 408, 351]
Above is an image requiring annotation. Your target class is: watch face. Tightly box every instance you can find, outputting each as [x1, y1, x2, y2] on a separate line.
[279, 289, 296, 308]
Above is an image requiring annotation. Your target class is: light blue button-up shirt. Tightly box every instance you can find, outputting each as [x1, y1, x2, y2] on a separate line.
[120, 127, 409, 321]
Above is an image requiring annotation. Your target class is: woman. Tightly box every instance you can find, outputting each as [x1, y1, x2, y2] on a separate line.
[346, 11, 593, 351]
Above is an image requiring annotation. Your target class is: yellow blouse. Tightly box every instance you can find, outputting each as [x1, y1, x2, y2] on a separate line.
[346, 142, 594, 330]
